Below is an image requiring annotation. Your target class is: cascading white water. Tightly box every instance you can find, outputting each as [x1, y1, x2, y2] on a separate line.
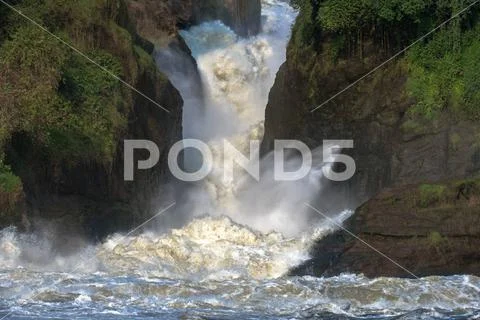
[93, 0, 342, 280]
[0, 0, 328, 282]
[179, 0, 296, 140]
[1, 1, 480, 319]
[173, 0, 335, 237]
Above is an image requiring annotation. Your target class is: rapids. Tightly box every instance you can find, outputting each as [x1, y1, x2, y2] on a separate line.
[1, 1, 480, 319]
[1, 224, 480, 319]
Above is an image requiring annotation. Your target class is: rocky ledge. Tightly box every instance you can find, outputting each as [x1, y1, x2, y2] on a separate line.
[292, 179, 480, 277]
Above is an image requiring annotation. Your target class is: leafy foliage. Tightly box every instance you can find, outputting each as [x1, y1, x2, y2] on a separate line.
[0, 0, 150, 164]
[52, 52, 126, 161]
[0, 160, 21, 194]
[0, 23, 126, 162]
[0, 159, 22, 216]
[291, 0, 320, 47]
[290, 0, 480, 119]
[407, 24, 480, 119]
[418, 184, 447, 207]
[0, 24, 69, 145]
[291, 0, 477, 50]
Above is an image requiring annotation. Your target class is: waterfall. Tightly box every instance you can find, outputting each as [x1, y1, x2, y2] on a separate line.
[170, 0, 324, 235]
[1, 2, 480, 319]
[154, 0, 353, 238]
[0, 0, 342, 280]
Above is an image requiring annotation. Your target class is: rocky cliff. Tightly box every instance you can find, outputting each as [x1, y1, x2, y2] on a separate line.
[264, 1, 480, 276]
[191, 0, 261, 37]
[0, 0, 183, 246]
[126, 0, 261, 41]
[0, 0, 264, 247]
[292, 180, 480, 277]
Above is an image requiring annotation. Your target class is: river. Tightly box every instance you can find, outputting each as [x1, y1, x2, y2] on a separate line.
[1, 0, 480, 319]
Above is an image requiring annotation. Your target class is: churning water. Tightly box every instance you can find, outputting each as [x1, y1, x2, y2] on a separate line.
[1, 0, 480, 319]
[1, 223, 480, 319]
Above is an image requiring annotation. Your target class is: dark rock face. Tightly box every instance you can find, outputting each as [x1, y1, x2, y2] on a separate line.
[292, 181, 480, 277]
[1, 1, 183, 245]
[126, 0, 193, 42]
[190, 0, 261, 37]
[263, 28, 480, 276]
[221, 0, 262, 37]
[6, 65, 182, 246]
[263, 52, 480, 205]
[126, 0, 262, 40]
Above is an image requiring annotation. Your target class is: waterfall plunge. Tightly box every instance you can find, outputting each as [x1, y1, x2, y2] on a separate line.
[154, 1, 350, 238]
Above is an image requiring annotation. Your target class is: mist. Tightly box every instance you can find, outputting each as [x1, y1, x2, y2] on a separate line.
[152, 1, 338, 237]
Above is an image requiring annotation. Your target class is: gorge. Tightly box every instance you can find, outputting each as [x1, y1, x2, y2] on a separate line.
[0, 0, 480, 319]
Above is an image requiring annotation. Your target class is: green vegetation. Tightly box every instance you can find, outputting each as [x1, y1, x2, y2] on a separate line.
[0, 5, 9, 43]
[0, 24, 127, 162]
[0, 0, 164, 217]
[0, 160, 22, 214]
[0, 1, 130, 163]
[290, 0, 480, 118]
[290, 0, 468, 50]
[0, 0, 159, 167]
[418, 184, 447, 207]
[414, 178, 479, 209]
[134, 45, 158, 77]
[0, 161, 21, 194]
[315, 0, 434, 35]
[407, 24, 480, 119]
[52, 52, 126, 161]
[401, 119, 426, 135]
[454, 177, 480, 200]
[450, 132, 461, 150]
[290, 0, 320, 48]
[427, 231, 445, 247]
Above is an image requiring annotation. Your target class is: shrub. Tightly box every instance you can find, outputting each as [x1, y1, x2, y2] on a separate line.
[407, 24, 480, 119]
[427, 231, 444, 247]
[0, 161, 21, 194]
[52, 51, 126, 162]
[418, 184, 447, 207]
[0, 0, 134, 164]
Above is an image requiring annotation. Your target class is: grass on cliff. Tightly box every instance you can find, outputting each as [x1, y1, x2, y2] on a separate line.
[427, 231, 446, 247]
[417, 178, 480, 209]
[418, 184, 447, 208]
[0, 160, 22, 212]
[0, 161, 21, 194]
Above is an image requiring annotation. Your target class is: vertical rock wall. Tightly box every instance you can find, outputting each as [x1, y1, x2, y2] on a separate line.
[126, 0, 262, 41]
[191, 0, 262, 37]
[225, 0, 261, 37]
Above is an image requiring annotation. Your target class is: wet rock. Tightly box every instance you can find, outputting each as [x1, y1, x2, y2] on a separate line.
[265, 11, 480, 277]
[292, 180, 480, 277]
[2, 0, 183, 242]
[126, 0, 261, 42]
